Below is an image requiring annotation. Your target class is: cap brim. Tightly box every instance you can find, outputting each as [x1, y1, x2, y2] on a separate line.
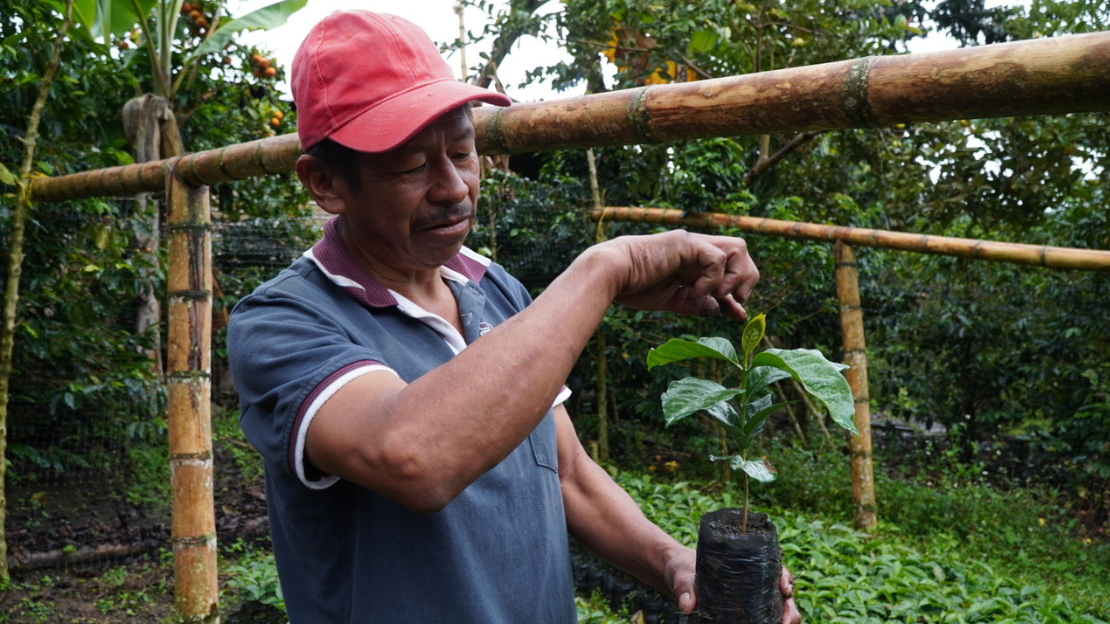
[328, 79, 512, 153]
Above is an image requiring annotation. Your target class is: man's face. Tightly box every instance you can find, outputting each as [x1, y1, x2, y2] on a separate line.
[337, 108, 480, 274]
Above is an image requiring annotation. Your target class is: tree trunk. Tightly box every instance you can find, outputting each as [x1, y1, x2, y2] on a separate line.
[0, 0, 72, 582]
[586, 147, 609, 462]
[122, 94, 184, 375]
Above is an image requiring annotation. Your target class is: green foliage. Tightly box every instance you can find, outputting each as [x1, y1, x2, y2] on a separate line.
[646, 314, 855, 483]
[212, 405, 262, 482]
[575, 594, 625, 624]
[223, 547, 286, 613]
[124, 435, 170, 511]
[753, 442, 1110, 613]
[616, 468, 1109, 622]
[1, 0, 310, 477]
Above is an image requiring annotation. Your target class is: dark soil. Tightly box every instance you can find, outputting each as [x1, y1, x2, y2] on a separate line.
[691, 510, 782, 624]
[1, 424, 273, 623]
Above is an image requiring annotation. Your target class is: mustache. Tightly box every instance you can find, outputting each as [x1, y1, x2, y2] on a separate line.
[415, 203, 474, 229]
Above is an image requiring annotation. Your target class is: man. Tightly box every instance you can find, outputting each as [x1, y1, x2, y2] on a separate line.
[228, 9, 800, 624]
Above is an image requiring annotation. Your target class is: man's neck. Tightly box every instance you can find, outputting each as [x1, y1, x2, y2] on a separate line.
[336, 218, 463, 333]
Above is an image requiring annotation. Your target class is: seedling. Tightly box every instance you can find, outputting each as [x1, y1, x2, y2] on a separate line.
[646, 314, 858, 531]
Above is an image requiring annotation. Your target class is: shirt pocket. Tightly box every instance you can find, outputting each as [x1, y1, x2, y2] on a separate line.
[528, 410, 559, 473]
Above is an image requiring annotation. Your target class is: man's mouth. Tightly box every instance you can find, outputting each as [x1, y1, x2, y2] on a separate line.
[420, 213, 472, 236]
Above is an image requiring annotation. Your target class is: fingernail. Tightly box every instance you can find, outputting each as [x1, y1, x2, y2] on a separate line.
[679, 592, 692, 612]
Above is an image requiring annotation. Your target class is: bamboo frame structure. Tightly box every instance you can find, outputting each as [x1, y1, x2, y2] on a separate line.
[16, 28, 1109, 614]
[165, 169, 218, 623]
[29, 32, 1110, 203]
[590, 208, 1110, 272]
[835, 242, 877, 530]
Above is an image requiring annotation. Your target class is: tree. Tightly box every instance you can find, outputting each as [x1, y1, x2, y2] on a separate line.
[468, 0, 1109, 532]
[0, 0, 75, 582]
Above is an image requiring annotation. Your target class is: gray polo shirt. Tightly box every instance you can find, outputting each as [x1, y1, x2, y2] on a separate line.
[227, 219, 575, 623]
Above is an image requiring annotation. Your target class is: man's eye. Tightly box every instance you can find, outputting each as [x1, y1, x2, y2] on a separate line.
[401, 163, 426, 174]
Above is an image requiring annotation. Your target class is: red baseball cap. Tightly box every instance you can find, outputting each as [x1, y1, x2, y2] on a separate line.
[291, 10, 512, 153]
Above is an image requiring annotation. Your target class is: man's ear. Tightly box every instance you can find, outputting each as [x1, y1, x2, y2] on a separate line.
[296, 154, 346, 216]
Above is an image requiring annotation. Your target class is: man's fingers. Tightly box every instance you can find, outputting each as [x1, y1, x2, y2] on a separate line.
[713, 238, 759, 301]
[780, 566, 801, 624]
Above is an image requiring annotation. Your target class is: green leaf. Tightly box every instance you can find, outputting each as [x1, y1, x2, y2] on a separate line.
[0, 163, 16, 187]
[752, 349, 857, 434]
[193, 0, 308, 58]
[744, 365, 792, 400]
[688, 28, 719, 53]
[661, 377, 742, 425]
[711, 455, 777, 482]
[647, 336, 738, 370]
[741, 313, 765, 359]
[70, 0, 158, 40]
[705, 402, 744, 437]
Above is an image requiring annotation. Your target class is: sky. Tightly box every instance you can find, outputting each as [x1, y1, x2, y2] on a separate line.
[227, 0, 569, 103]
[227, 0, 1032, 104]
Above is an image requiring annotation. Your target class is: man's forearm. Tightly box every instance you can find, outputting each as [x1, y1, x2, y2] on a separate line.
[561, 449, 696, 607]
[307, 245, 625, 509]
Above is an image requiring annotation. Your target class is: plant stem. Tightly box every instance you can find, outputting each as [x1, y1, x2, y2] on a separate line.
[742, 472, 749, 534]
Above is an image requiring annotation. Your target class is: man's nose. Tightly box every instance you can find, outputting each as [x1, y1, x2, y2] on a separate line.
[428, 156, 472, 204]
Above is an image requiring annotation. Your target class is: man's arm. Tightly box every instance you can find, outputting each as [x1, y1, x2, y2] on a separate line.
[305, 232, 759, 512]
[555, 403, 697, 611]
[555, 404, 803, 623]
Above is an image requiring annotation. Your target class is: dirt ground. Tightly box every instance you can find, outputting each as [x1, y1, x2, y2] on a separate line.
[1, 427, 277, 623]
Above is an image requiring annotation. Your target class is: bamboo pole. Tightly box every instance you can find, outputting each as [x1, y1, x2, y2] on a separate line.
[29, 133, 301, 202]
[165, 168, 218, 623]
[474, 32, 1110, 154]
[835, 242, 877, 530]
[590, 207, 1110, 272]
[29, 32, 1110, 203]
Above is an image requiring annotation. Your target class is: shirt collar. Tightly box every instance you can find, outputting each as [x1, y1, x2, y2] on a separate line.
[304, 217, 491, 308]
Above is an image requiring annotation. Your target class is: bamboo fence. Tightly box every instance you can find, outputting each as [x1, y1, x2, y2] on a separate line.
[590, 208, 1110, 272]
[18, 28, 1110, 620]
[29, 31, 1110, 202]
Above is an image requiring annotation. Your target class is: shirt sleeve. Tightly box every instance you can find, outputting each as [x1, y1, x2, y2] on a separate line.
[228, 273, 395, 489]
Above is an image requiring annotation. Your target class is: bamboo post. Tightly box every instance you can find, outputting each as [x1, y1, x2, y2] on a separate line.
[589, 207, 1110, 272]
[835, 241, 877, 530]
[165, 168, 218, 622]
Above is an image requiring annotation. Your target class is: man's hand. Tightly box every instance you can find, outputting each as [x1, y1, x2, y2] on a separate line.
[598, 231, 759, 321]
[781, 566, 802, 624]
[663, 546, 697, 613]
[666, 560, 801, 623]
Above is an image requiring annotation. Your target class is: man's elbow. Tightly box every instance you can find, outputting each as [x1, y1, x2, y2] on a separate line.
[370, 446, 465, 514]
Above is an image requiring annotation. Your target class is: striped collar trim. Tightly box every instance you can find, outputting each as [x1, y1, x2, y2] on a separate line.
[305, 217, 491, 309]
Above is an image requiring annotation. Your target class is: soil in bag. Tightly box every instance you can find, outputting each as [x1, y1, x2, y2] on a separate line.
[690, 509, 782, 624]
